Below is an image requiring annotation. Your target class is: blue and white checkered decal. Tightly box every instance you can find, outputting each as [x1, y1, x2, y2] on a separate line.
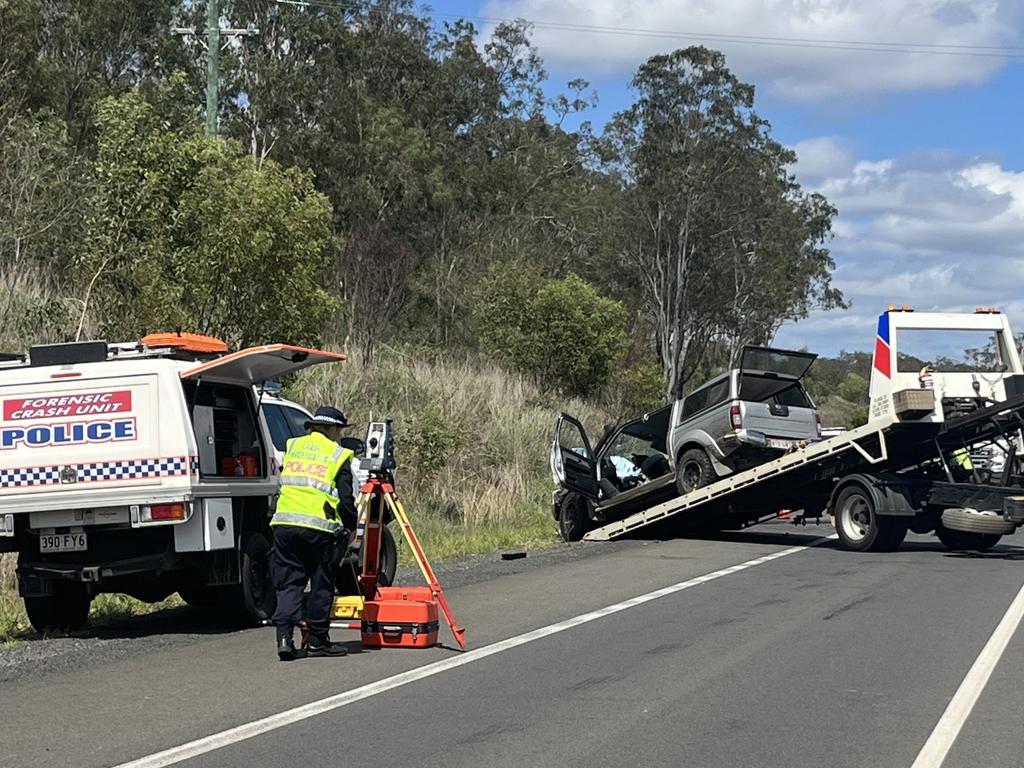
[0, 456, 198, 489]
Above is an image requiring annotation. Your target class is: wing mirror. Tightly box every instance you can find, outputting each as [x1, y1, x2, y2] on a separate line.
[339, 436, 365, 456]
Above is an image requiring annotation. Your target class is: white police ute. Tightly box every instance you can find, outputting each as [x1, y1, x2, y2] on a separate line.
[0, 336, 345, 633]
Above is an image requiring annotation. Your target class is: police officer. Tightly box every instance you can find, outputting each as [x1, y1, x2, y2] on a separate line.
[271, 405, 358, 660]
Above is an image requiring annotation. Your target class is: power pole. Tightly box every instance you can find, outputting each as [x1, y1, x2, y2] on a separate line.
[174, 3, 259, 138]
[206, 0, 220, 138]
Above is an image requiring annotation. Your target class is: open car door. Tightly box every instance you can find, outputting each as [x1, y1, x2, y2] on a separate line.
[550, 413, 600, 500]
[180, 344, 346, 385]
[740, 346, 816, 380]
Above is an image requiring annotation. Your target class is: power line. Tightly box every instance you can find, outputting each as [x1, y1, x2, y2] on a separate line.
[270, 0, 1024, 59]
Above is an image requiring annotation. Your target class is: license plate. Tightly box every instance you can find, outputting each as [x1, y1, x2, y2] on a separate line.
[39, 532, 87, 553]
[768, 438, 797, 450]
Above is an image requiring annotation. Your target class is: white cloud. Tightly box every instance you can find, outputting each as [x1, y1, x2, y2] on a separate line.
[775, 146, 1024, 353]
[790, 136, 855, 183]
[481, 0, 1022, 101]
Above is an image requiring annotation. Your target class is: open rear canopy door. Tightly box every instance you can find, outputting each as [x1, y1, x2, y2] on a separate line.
[180, 345, 346, 385]
[740, 346, 816, 380]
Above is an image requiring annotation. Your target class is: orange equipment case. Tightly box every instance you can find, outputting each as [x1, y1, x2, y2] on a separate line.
[361, 586, 439, 649]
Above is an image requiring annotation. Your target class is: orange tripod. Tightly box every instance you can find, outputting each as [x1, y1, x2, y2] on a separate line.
[350, 473, 466, 649]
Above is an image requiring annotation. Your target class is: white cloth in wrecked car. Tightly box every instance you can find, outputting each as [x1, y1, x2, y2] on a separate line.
[608, 455, 643, 479]
[569, 448, 643, 479]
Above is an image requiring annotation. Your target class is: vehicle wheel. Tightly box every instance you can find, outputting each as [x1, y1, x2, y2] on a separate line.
[334, 525, 398, 594]
[24, 583, 91, 634]
[833, 485, 908, 552]
[676, 449, 716, 495]
[558, 494, 591, 542]
[940, 508, 1015, 536]
[378, 525, 398, 587]
[935, 525, 1003, 552]
[220, 530, 276, 625]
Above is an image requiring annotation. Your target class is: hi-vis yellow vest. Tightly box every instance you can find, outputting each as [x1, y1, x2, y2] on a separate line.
[271, 431, 354, 534]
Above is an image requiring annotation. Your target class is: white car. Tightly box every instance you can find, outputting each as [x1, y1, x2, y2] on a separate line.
[257, 389, 368, 496]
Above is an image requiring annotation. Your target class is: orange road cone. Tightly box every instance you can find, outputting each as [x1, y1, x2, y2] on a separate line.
[778, 509, 791, 521]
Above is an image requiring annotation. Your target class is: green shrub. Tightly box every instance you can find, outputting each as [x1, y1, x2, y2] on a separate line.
[474, 268, 629, 397]
[406, 402, 465, 481]
[81, 77, 340, 348]
[849, 405, 869, 428]
[838, 372, 868, 404]
[606, 361, 666, 414]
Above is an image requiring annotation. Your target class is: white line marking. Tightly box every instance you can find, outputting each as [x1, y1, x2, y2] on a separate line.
[112, 535, 834, 768]
[910, 579, 1024, 768]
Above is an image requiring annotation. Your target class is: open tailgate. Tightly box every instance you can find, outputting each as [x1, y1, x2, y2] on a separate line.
[180, 345, 346, 385]
[740, 346, 816, 380]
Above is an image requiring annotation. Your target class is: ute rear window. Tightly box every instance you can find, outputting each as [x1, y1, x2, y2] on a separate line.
[739, 375, 812, 408]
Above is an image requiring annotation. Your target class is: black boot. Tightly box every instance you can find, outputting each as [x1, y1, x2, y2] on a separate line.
[307, 633, 348, 657]
[277, 625, 298, 661]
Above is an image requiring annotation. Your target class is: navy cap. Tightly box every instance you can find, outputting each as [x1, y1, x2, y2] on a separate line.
[305, 405, 349, 429]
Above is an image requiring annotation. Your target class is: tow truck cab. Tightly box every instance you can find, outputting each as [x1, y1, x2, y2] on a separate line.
[868, 307, 1024, 422]
[0, 338, 344, 633]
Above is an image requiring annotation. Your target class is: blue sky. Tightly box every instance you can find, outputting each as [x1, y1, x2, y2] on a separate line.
[429, 1, 1024, 354]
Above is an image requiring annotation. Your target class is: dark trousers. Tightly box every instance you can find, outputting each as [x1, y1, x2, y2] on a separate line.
[271, 525, 335, 637]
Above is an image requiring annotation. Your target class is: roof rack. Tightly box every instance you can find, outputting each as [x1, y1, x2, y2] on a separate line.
[0, 337, 231, 371]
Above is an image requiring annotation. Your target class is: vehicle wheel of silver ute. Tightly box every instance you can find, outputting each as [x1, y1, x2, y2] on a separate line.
[833, 485, 907, 552]
[558, 494, 590, 542]
[676, 449, 716, 496]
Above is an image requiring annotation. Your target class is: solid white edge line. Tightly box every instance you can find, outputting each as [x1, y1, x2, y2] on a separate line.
[111, 534, 835, 768]
[910, 579, 1024, 768]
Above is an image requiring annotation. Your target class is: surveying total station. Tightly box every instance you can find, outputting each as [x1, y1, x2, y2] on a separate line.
[326, 419, 466, 650]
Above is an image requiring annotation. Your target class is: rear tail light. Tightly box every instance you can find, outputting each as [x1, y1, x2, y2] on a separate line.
[730, 404, 742, 429]
[143, 503, 187, 522]
[815, 414, 822, 439]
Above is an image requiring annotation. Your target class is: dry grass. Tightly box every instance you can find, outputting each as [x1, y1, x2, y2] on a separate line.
[0, 591, 184, 643]
[1, 552, 14, 592]
[294, 346, 613, 563]
[0, 265, 91, 354]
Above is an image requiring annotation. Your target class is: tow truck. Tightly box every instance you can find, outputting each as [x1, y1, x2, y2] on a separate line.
[552, 308, 1024, 551]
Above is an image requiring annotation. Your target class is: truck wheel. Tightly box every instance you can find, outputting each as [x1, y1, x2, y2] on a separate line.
[24, 583, 91, 634]
[558, 494, 590, 542]
[833, 485, 908, 552]
[677, 449, 716, 495]
[935, 525, 1002, 552]
[220, 530, 276, 625]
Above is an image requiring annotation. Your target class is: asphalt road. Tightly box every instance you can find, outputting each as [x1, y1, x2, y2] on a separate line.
[4, 520, 1024, 768]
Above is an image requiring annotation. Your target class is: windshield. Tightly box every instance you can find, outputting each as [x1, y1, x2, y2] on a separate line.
[895, 329, 1010, 373]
